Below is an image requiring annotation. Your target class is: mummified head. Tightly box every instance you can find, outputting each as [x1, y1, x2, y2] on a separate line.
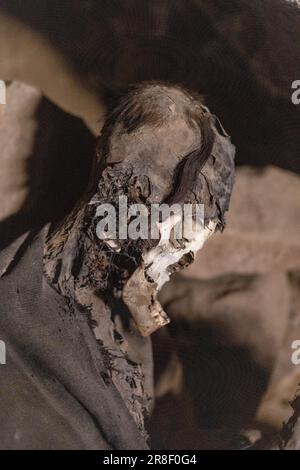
[45, 82, 235, 334]
[95, 82, 235, 221]
[89, 82, 235, 249]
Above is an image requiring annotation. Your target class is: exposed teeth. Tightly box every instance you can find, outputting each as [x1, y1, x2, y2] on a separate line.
[143, 218, 217, 289]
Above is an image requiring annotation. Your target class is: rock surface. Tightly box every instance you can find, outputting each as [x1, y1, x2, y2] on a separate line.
[154, 166, 300, 447]
[185, 166, 300, 278]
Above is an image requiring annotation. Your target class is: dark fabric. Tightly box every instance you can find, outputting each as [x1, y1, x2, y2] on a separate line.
[0, 228, 148, 449]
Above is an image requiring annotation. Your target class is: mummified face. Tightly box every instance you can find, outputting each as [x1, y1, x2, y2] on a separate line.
[86, 83, 235, 335]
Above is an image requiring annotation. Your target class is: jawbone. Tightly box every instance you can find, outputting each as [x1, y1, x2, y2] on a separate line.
[122, 218, 217, 336]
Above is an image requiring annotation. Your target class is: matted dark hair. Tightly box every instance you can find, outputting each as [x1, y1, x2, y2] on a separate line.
[165, 111, 215, 204]
[95, 82, 234, 217]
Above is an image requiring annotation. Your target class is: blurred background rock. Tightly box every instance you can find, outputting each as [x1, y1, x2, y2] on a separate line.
[1, 0, 300, 449]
